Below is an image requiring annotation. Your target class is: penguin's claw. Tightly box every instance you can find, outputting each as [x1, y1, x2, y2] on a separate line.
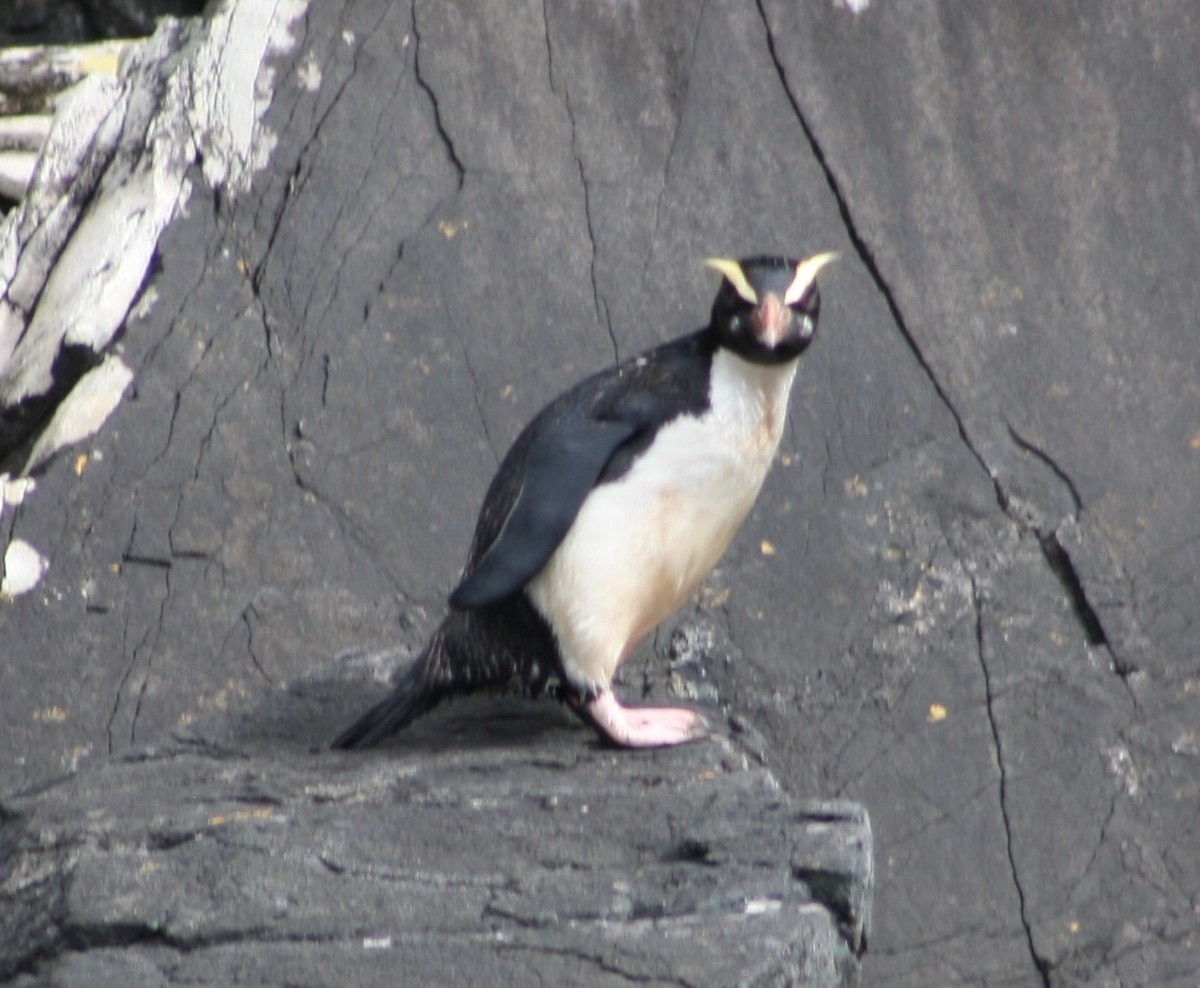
[585, 689, 711, 748]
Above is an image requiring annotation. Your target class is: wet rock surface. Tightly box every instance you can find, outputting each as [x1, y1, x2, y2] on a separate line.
[2, 1, 1198, 985]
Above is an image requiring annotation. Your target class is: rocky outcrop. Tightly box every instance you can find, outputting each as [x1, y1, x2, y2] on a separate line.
[1, 668, 872, 986]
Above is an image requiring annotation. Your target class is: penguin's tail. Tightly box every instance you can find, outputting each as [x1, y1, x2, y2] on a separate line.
[331, 635, 447, 750]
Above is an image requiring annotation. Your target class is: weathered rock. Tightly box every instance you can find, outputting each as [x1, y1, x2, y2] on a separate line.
[1, 663, 872, 987]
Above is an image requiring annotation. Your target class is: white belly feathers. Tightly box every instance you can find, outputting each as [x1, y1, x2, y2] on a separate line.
[527, 349, 800, 690]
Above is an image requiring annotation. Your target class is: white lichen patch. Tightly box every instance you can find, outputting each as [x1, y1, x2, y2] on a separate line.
[25, 355, 134, 472]
[189, 0, 310, 194]
[1104, 744, 1139, 797]
[2, 538, 48, 596]
[0, 472, 36, 511]
[298, 53, 322, 92]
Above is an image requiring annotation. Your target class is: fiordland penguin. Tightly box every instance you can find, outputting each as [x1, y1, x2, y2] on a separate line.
[332, 253, 836, 750]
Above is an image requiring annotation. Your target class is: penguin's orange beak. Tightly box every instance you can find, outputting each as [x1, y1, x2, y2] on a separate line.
[752, 292, 789, 348]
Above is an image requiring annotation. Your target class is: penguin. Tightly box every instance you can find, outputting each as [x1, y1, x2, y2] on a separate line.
[332, 252, 836, 750]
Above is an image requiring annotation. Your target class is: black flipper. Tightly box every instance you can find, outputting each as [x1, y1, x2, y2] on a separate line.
[448, 416, 639, 609]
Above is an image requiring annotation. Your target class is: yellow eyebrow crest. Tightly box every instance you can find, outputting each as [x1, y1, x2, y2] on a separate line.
[703, 258, 758, 304]
[784, 251, 839, 306]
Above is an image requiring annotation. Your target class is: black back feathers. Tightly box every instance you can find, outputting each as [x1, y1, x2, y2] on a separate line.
[448, 415, 639, 608]
[448, 332, 716, 610]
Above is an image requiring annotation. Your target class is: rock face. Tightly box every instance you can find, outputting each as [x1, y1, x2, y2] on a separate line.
[0, 672, 872, 987]
[2, 1, 1198, 986]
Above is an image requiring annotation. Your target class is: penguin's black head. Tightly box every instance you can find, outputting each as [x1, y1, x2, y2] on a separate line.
[705, 253, 837, 365]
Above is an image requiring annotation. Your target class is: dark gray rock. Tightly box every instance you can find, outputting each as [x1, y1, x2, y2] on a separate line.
[0, 0, 204, 46]
[1, 667, 872, 986]
[2, 0, 1198, 985]
[751, 3, 1200, 983]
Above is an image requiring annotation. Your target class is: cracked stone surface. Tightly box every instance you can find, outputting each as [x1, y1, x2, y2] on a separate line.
[1, 677, 872, 986]
[2, 0, 1199, 985]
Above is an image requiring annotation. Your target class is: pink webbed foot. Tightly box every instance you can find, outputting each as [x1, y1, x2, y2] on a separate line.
[582, 688, 711, 748]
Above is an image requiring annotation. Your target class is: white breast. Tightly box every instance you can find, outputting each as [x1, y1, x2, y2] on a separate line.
[528, 348, 800, 691]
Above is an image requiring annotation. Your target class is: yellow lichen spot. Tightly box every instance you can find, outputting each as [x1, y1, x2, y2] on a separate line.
[73, 452, 89, 476]
[780, 453, 794, 467]
[208, 806, 276, 828]
[439, 219, 468, 239]
[34, 706, 69, 723]
[760, 540, 776, 556]
[845, 475, 868, 497]
[1068, 920, 1080, 934]
[1190, 429, 1200, 451]
[704, 586, 732, 608]
[79, 48, 122, 76]
[927, 703, 948, 724]
[197, 679, 250, 711]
